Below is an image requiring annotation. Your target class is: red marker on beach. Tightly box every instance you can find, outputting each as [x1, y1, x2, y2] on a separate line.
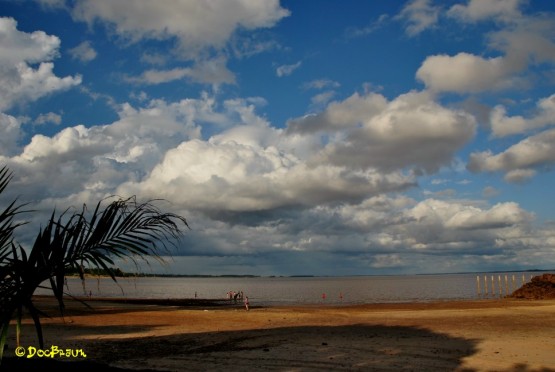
[322, 293, 326, 300]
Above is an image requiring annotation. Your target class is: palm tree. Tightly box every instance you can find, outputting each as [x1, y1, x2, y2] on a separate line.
[0, 166, 189, 363]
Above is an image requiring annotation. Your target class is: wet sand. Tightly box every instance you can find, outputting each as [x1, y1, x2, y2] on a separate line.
[3, 296, 555, 371]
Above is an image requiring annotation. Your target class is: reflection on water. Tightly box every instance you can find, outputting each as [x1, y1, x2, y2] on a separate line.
[36, 272, 545, 305]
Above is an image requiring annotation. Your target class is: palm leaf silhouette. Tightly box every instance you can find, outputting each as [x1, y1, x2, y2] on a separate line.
[0, 166, 188, 364]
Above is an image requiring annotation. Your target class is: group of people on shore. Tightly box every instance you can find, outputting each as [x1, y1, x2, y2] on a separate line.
[227, 290, 249, 310]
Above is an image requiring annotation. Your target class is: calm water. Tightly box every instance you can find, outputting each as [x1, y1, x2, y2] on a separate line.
[37, 271, 546, 306]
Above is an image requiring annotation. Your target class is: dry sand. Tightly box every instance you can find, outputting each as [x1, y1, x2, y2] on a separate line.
[3, 296, 555, 371]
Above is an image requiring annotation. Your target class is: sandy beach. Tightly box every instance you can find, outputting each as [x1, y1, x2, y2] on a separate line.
[3, 296, 555, 371]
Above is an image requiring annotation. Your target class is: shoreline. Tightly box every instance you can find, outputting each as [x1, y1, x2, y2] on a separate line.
[31, 293, 521, 308]
[4, 296, 555, 371]
[32, 294, 244, 308]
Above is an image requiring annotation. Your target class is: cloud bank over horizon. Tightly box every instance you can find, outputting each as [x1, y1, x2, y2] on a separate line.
[1, 0, 555, 275]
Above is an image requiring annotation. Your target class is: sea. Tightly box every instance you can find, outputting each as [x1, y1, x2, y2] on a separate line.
[36, 271, 549, 306]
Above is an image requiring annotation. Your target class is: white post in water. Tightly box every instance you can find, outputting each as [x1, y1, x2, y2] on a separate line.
[476, 275, 481, 296]
[484, 275, 488, 296]
[505, 275, 509, 295]
[512, 275, 516, 291]
[491, 275, 495, 295]
[498, 275, 502, 296]
[522, 274, 526, 286]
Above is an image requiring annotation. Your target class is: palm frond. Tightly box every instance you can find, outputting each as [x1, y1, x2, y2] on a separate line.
[0, 167, 29, 263]
[66, 196, 188, 269]
[24, 195, 188, 311]
[0, 166, 12, 194]
[0, 164, 189, 366]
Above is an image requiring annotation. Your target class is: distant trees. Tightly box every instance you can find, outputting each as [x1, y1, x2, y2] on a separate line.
[0, 166, 188, 364]
[65, 266, 126, 277]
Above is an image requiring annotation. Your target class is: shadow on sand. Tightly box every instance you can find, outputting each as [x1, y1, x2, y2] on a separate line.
[5, 322, 478, 371]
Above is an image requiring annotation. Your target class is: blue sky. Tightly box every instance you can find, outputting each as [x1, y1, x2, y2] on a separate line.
[1, 0, 555, 276]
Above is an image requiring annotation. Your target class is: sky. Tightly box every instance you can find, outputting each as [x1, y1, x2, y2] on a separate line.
[1, 0, 555, 276]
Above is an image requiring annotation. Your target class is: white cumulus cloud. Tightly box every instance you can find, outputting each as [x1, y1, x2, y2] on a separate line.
[71, 0, 290, 58]
[490, 94, 555, 137]
[416, 53, 518, 93]
[0, 17, 81, 111]
[289, 91, 476, 173]
[468, 128, 555, 182]
[68, 40, 97, 62]
[395, 0, 440, 36]
[276, 61, 302, 77]
[447, 0, 524, 23]
[34, 112, 62, 125]
[0, 113, 23, 157]
[418, 2, 555, 94]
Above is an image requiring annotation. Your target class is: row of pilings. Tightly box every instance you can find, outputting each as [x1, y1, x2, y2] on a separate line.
[476, 273, 533, 298]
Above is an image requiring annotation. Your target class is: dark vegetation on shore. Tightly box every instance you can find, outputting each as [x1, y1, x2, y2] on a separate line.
[67, 267, 262, 278]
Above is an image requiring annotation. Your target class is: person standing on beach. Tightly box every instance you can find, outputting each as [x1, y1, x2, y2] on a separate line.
[244, 296, 249, 311]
